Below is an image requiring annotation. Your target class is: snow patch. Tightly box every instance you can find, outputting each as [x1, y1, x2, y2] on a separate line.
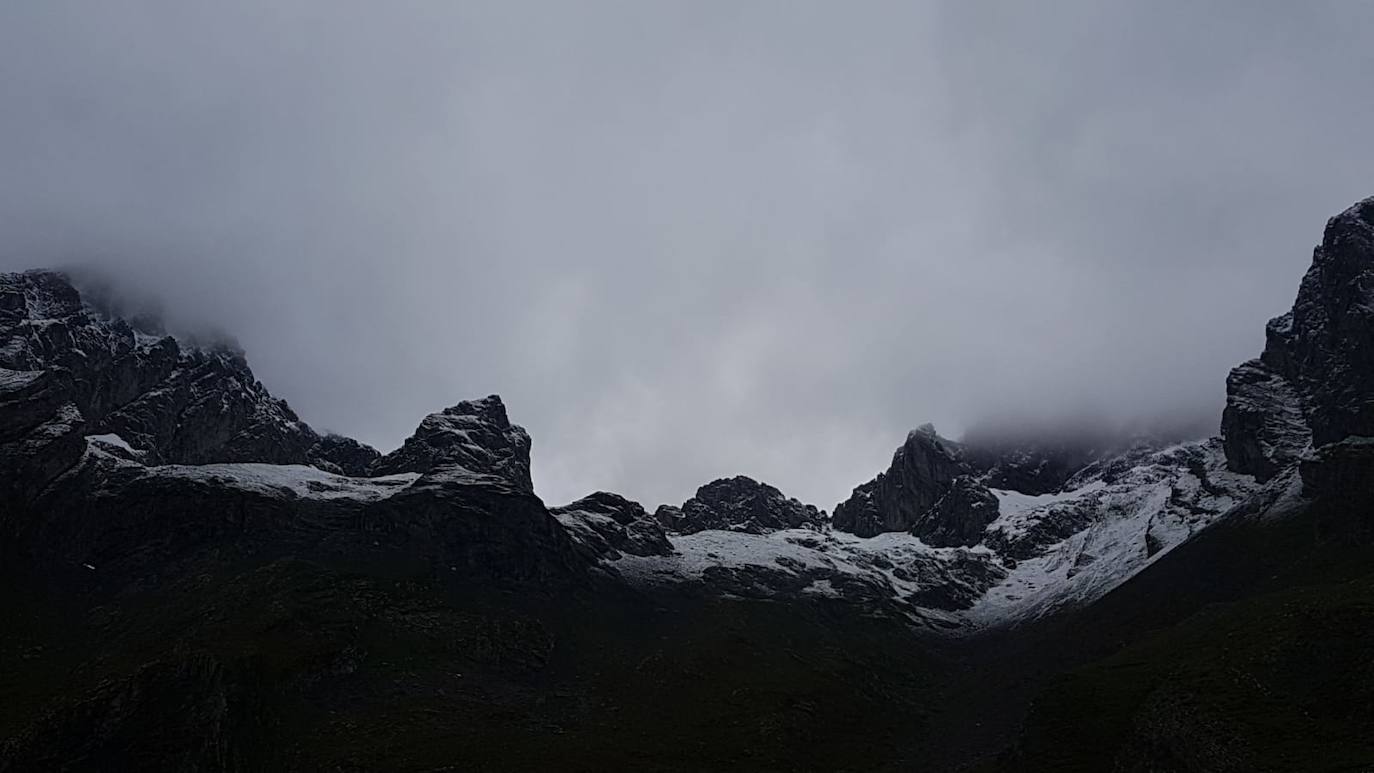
[610, 439, 1258, 634]
[86, 433, 137, 453]
[990, 481, 1104, 519]
[158, 463, 420, 502]
[961, 440, 1255, 629]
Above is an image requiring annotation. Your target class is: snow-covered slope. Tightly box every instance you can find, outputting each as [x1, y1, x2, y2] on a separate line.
[614, 528, 1002, 629]
[965, 439, 1254, 627]
[589, 438, 1257, 633]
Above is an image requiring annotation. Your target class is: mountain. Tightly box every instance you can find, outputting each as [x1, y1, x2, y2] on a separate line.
[984, 197, 1374, 771]
[3, 197, 1373, 770]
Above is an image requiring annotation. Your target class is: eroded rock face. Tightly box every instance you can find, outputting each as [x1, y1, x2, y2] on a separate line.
[911, 475, 1000, 548]
[307, 434, 382, 477]
[371, 396, 533, 492]
[0, 368, 86, 506]
[551, 492, 673, 561]
[0, 272, 583, 590]
[668, 476, 826, 535]
[1220, 359, 1310, 481]
[652, 503, 684, 531]
[1274, 199, 1374, 444]
[832, 425, 967, 537]
[0, 270, 358, 472]
[1223, 197, 1374, 477]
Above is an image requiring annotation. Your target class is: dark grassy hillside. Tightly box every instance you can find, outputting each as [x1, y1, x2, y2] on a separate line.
[1, 557, 949, 772]
[990, 571, 1374, 772]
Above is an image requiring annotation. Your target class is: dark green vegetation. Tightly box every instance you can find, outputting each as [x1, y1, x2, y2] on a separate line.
[1, 557, 955, 772]
[8, 497, 1371, 773]
[1003, 574, 1374, 772]
[1, 443, 1370, 771]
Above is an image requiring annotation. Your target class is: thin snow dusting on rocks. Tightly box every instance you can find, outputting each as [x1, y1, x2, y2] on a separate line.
[595, 438, 1258, 633]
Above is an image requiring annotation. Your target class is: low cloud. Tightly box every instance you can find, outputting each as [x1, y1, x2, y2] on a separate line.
[3, 2, 1373, 509]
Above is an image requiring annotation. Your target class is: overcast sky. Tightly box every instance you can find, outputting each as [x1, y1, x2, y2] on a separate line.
[3, 2, 1373, 510]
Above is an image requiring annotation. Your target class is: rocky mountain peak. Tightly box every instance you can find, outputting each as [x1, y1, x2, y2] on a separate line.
[1223, 195, 1374, 478]
[911, 422, 940, 439]
[0, 269, 375, 473]
[558, 491, 648, 521]
[371, 394, 533, 491]
[657, 475, 826, 535]
[832, 425, 967, 537]
[911, 475, 1001, 548]
[443, 393, 514, 426]
[551, 491, 673, 561]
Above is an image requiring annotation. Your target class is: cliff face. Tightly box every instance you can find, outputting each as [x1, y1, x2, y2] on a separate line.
[831, 425, 967, 538]
[1222, 197, 1374, 479]
[0, 270, 378, 474]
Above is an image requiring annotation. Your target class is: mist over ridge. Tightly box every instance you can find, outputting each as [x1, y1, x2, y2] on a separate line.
[4, 2, 1374, 509]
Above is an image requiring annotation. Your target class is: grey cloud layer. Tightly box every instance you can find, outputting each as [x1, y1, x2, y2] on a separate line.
[3, 1, 1372, 509]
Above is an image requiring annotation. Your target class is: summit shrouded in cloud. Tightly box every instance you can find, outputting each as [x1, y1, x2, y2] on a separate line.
[3, 2, 1374, 509]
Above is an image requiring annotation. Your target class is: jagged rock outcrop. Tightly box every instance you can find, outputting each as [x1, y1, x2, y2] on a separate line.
[1223, 197, 1374, 477]
[0, 367, 86, 505]
[306, 433, 382, 477]
[1220, 358, 1310, 481]
[1274, 199, 1374, 445]
[911, 475, 1000, 548]
[652, 503, 684, 530]
[659, 476, 826, 535]
[832, 425, 968, 537]
[370, 396, 533, 491]
[0, 270, 365, 473]
[0, 272, 582, 589]
[551, 491, 673, 562]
